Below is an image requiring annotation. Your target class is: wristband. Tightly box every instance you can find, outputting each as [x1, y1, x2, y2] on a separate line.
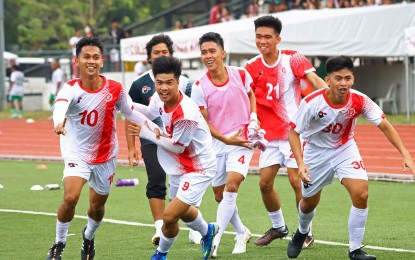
[250, 112, 258, 122]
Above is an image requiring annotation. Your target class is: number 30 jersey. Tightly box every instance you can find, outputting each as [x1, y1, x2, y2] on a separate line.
[245, 50, 315, 141]
[55, 75, 134, 164]
[290, 88, 385, 148]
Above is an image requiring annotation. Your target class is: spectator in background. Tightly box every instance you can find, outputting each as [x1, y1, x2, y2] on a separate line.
[125, 29, 133, 38]
[209, 0, 226, 24]
[184, 20, 194, 28]
[8, 65, 24, 118]
[265, 0, 288, 13]
[110, 18, 125, 44]
[84, 24, 95, 37]
[221, 6, 234, 22]
[69, 29, 82, 78]
[49, 59, 65, 110]
[305, 0, 321, 9]
[174, 19, 184, 30]
[109, 18, 125, 72]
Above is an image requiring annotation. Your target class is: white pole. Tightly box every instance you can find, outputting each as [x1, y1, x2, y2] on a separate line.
[405, 55, 410, 122]
[0, 0, 6, 111]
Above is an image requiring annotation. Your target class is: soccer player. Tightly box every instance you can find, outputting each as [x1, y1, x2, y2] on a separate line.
[125, 34, 195, 246]
[287, 56, 415, 259]
[191, 32, 261, 257]
[46, 37, 159, 260]
[245, 15, 327, 247]
[8, 65, 25, 118]
[49, 59, 65, 108]
[128, 56, 218, 260]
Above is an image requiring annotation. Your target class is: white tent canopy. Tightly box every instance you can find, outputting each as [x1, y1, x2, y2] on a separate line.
[121, 4, 415, 62]
[3, 51, 17, 60]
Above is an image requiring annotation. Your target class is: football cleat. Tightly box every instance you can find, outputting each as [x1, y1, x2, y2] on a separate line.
[46, 241, 65, 260]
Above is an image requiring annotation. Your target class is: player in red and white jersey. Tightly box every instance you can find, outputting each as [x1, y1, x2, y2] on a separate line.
[191, 32, 260, 257]
[287, 56, 415, 260]
[46, 37, 158, 260]
[128, 56, 218, 260]
[245, 15, 327, 247]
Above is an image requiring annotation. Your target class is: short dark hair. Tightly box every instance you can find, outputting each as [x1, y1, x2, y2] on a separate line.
[254, 15, 282, 35]
[199, 32, 224, 50]
[76, 37, 104, 57]
[325, 56, 354, 75]
[146, 34, 174, 64]
[11, 64, 19, 70]
[152, 56, 182, 80]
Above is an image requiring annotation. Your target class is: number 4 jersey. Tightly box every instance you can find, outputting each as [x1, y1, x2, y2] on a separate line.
[290, 88, 385, 148]
[54, 75, 134, 164]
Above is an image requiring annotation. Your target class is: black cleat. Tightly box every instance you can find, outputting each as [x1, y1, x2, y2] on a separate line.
[254, 225, 289, 246]
[81, 226, 95, 260]
[46, 242, 65, 260]
[349, 248, 376, 260]
[287, 229, 309, 258]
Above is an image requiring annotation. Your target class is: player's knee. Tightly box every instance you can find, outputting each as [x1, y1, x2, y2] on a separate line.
[225, 182, 240, 193]
[259, 179, 273, 192]
[63, 194, 80, 207]
[162, 211, 179, 225]
[355, 190, 369, 204]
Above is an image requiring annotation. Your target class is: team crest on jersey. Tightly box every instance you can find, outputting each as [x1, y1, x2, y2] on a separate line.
[318, 110, 327, 118]
[105, 93, 113, 102]
[142, 85, 151, 94]
[347, 108, 356, 118]
[77, 97, 82, 103]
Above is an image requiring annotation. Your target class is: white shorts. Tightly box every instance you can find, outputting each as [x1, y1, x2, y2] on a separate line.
[259, 139, 298, 169]
[63, 157, 117, 195]
[302, 140, 368, 198]
[170, 171, 214, 206]
[211, 137, 254, 187]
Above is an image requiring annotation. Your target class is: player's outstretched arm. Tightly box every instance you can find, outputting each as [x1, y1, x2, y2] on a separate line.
[377, 118, 415, 176]
[128, 122, 185, 154]
[306, 72, 328, 90]
[52, 99, 69, 136]
[289, 128, 311, 183]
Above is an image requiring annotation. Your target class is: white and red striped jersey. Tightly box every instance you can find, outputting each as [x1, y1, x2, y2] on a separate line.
[245, 50, 315, 141]
[191, 66, 252, 135]
[290, 88, 385, 148]
[55, 75, 134, 164]
[147, 91, 216, 175]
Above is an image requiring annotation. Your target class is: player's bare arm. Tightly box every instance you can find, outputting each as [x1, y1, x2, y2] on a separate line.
[306, 72, 328, 90]
[125, 119, 139, 167]
[200, 108, 252, 149]
[288, 128, 311, 183]
[377, 118, 415, 176]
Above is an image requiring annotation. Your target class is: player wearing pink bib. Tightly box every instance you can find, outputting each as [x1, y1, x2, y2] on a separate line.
[191, 32, 258, 257]
[46, 37, 157, 260]
[128, 56, 218, 260]
[245, 15, 327, 247]
[287, 56, 415, 260]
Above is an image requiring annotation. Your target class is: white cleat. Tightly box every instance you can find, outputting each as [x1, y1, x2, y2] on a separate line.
[232, 226, 252, 254]
[211, 241, 219, 259]
[152, 230, 161, 246]
[188, 229, 202, 245]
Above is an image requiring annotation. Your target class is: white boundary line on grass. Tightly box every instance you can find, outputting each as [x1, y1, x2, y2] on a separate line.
[1, 208, 415, 254]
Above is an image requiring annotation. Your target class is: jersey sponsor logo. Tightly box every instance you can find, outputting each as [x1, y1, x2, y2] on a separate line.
[77, 97, 82, 103]
[259, 70, 263, 76]
[142, 85, 151, 94]
[105, 93, 113, 102]
[159, 107, 163, 115]
[318, 110, 327, 118]
[67, 162, 78, 167]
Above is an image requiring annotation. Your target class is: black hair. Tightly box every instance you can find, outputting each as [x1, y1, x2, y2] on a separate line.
[325, 56, 354, 74]
[152, 56, 182, 80]
[76, 37, 104, 57]
[254, 15, 282, 35]
[145, 34, 174, 64]
[199, 32, 224, 50]
[11, 64, 19, 70]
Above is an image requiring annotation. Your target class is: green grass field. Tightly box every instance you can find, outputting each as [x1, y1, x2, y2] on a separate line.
[0, 161, 414, 259]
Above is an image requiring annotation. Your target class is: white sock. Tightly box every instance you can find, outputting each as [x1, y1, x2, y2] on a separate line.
[84, 216, 101, 240]
[55, 220, 71, 243]
[155, 219, 163, 233]
[184, 210, 208, 236]
[157, 231, 176, 253]
[215, 191, 238, 243]
[298, 205, 314, 234]
[230, 205, 245, 235]
[269, 209, 285, 229]
[308, 221, 313, 237]
[348, 206, 368, 252]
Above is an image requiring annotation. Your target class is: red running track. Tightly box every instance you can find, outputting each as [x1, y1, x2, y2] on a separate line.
[0, 119, 414, 176]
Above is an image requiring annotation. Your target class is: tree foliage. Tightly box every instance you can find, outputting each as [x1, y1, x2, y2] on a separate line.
[4, 0, 183, 51]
